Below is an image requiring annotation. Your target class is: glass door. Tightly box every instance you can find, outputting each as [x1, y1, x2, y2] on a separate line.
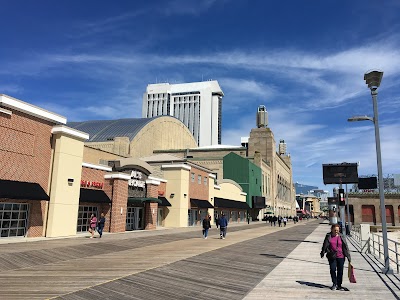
[188, 209, 197, 226]
[126, 207, 144, 230]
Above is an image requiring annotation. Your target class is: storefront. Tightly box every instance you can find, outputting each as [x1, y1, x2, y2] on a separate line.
[1, 94, 89, 239]
[214, 197, 249, 223]
[189, 199, 213, 226]
[78, 185, 111, 232]
[0, 179, 50, 237]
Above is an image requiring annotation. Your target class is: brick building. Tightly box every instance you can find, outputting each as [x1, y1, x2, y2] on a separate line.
[0, 94, 248, 239]
[0, 94, 88, 238]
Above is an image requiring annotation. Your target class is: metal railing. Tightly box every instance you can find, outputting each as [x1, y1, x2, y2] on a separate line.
[370, 232, 400, 273]
[350, 225, 400, 273]
[351, 225, 361, 243]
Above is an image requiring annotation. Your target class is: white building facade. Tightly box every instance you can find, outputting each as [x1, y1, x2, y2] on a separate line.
[142, 80, 224, 147]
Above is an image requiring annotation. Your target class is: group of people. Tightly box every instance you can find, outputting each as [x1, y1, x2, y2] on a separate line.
[88, 213, 106, 238]
[202, 214, 228, 239]
[265, 215, 289, 227]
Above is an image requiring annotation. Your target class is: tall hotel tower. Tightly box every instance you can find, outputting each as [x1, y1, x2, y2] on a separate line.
[142, 80, 224, 146]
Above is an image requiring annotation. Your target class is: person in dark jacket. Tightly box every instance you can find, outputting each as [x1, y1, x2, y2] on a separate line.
[97, 213, 106, 238]
[202, 215, 211, 239]
[320, 223, 351, 291]
[219, 214, 228, 239]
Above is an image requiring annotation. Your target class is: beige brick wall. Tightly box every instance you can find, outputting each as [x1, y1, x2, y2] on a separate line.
[83, 146, 127, 165]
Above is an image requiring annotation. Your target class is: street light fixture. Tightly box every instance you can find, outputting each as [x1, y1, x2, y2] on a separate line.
[348, 70, 392, 274]
[347, 115, 373, 122]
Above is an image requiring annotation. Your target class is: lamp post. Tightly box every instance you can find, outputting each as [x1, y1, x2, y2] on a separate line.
[348, 70, 392, 274]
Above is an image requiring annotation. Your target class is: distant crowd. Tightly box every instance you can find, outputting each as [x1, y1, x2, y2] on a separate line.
[264, 215, 308, 227]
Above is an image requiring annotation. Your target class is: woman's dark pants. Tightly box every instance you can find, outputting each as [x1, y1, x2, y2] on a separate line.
[329, 257, 345, 286]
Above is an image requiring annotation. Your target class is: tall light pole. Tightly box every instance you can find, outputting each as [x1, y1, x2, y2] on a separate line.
[348, 70, 392, 274]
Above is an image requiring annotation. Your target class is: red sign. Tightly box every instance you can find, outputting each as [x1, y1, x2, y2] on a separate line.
[81, 180, 103, 189]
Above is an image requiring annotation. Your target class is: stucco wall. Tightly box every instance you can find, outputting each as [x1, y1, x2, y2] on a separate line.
[83, 146, 127, 165]
[46, 133, 85, 237]
[130, 118, 197, 158]
[162, 166, 190, 227]
[213, 181, 246, 202]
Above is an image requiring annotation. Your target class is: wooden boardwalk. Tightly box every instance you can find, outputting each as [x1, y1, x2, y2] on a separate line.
[2, 221, 399, 299]
[0, 221, 319, 299]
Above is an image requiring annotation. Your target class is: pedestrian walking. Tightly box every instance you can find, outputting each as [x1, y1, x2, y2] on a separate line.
[97, 213, 106, 238]
[320, 223, 351, 291]
[272, 215, 277, 226]
[219, 213, 228, 239]
[283, 217, 287, 227]
[88, 214, 97, 238]
[202, 215, 211, 239]
[216, 215, 220, 229]
[247, 213, 250, 224]
[278, 216, 282, 227]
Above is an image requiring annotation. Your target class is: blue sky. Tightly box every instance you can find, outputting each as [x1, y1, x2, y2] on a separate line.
[1, 0, 400, 191]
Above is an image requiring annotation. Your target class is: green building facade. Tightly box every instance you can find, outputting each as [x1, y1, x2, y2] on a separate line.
[223, 152, 262, 209]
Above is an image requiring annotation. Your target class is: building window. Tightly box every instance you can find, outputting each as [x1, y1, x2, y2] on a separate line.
[204, 177, 207, 186]
[198, 175, 202, 184]
[191, 173, 195, 182]
[77, 206, 98, 232]
[0, 203, 29, 237]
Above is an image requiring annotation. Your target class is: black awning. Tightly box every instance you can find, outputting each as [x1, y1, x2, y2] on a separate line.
[190, 199, 214, 208]
[0, 179, 49, 201]
[214, 197, 250, 209]
[158, 196, 171, 207]
[79, 188, 111, 203]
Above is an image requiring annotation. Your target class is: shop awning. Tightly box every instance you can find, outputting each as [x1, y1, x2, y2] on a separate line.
[0, 179, 49, 201]
[79, 188, 111, 203]
[128, 197, 162, 204]
[190, 199, 214, 208]
[158, 196, 172, 207]
[214, 197, 250, 209]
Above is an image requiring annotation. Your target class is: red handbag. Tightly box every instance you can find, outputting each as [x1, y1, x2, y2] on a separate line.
[348, 262, 356, 283]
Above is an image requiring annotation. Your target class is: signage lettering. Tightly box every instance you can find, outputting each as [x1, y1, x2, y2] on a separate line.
[81, 180, 103, 189]
[128, 170, 145, 188]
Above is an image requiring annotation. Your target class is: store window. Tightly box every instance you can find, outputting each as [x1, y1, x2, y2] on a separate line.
[77, 206, 98, 232]
[0, 203, 29, 237]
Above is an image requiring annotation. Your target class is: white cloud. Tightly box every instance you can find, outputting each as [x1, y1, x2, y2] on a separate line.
[0, 84, 23, 94]
[219, 78, 278, 98]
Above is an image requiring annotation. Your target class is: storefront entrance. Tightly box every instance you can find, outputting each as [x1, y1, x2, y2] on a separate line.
[188, 209, 198, 226]
[126, 207, 144, 230]
[0, 203, 29, 237]
[77, 205, 98, 232]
